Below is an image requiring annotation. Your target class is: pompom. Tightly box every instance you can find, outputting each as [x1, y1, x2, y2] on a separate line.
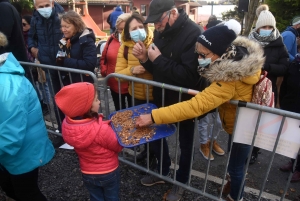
[224, 19, 241, 35]
[256, 4, 269, 17]
[0, 32, 8, 47]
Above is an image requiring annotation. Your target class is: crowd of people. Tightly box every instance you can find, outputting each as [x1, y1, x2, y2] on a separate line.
[0, 0, 300, 200]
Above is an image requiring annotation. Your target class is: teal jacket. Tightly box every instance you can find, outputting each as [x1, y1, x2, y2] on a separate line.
[0, 53, 55, 175]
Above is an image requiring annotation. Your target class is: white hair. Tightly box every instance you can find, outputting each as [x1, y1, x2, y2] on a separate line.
[33, 0, 53, 5]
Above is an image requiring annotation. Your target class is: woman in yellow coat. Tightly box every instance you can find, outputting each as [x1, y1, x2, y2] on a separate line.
[136, 20, 265, 201]
[115, 13, 153, 103]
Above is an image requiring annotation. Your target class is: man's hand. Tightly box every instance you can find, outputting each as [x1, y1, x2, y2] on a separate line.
[148, 44, 161, 62]
[132, 41, 148, 62]
[31, 47, 39, 59]
[136, 114, 153, 127]
[131, 65, 146, 75]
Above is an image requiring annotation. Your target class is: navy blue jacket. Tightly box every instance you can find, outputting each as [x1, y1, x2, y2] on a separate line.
[28, 2, 64, 66]
[63, 28, 97, 84]
[109, 7, 123, 29]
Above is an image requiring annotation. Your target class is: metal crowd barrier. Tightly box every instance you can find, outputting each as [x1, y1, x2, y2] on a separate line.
[20, 61, 100, 137]
[18, 61, 300, 200]
[102, 73, 300, 201]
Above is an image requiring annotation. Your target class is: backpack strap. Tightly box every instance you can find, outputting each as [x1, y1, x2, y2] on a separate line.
[123, 46, 129, 60]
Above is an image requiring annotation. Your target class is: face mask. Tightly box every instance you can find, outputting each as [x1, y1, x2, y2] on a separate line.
[259, 29, 272, 37]
[198, 58, 211, 68]
[37, 7, 52, 19]
[130, 29, 147, 42]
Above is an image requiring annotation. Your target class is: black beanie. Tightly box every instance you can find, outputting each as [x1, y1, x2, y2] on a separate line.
[197, 19, 240, 56]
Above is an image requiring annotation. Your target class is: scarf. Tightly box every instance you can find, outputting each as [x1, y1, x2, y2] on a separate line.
[248, 28, 280, 47]
[197, 44, 237, 75]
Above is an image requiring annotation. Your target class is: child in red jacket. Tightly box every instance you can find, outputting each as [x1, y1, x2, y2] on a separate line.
[55, 82, 123, 201]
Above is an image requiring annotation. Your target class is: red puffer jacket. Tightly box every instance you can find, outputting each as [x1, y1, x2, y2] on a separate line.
[62, 115, 123, 174]
[100, 34, 129, 94]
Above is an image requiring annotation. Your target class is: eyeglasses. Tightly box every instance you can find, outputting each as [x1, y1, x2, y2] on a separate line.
[22, 23, 28, 27]
[195, 47, 212, 59]
[155, 11, 170, 24]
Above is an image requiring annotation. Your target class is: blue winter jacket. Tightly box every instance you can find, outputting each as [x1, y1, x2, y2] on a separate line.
[28, 2, 64, 65]
[0, 53, 55, 175]
[282, 26, 299, 61]
[109, 6, 123, 29]
[63, 28, 97, 84]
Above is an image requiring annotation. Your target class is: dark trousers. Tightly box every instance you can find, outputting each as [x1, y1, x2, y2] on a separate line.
[0, 167, 47, 201]
[110, 90, 132, 111]
[150, 119, 195, 183]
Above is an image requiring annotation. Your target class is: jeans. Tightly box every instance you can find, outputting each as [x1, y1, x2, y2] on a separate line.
[198, 111, 223, 144]
[227, 142, 251, 200]
[82, 167, 120, 201]
[0, 166, 47, 201]
[110, 90, 132, 111]
[150, 119, 195, 183]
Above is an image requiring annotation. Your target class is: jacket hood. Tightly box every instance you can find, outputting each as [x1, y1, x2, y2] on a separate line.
[115, 6, 122, 12]
[122, 27, 153, 48]
[0, 53, 24, 75]
[283, 26, 299, 37]
[62, 117, 100, 149]
[202, 36, 265, 83]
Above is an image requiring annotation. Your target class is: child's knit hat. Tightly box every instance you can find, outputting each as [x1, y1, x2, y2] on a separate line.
[55, 82, 95, 118]
[255, 4, 276, 30]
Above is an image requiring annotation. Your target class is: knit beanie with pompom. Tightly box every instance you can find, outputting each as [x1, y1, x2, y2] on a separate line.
[255, 4, 276, 30]
[197, 19, 241, 57]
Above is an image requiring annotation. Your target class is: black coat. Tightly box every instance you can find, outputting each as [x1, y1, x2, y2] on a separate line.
[63, 28, 97, 84]
[0, 0, 27, 62]
[263, 36, 289, 100]
[141, 9, 201, 107]
[279, 59, 300, 113]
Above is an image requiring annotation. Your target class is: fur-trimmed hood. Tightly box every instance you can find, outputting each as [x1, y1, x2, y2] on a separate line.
[202, 36, 265, 83]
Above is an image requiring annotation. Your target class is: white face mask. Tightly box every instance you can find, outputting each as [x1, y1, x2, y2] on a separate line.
[37, 7, 52, 19]
[129, 29, 147, 43]
[118, 33, 122, 42]
[198, 58, 211, 68]
[259, 29, 273, 37]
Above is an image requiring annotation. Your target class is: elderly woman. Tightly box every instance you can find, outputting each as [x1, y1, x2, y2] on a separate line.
[115, 13, 154, 104]
[248, 5, 288, 164]
[136, 20, 265, 201]
[58, 10, 97, 84]
[101, 13, 132, 111]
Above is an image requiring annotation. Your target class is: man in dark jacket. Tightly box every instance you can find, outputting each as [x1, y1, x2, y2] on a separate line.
[109, 5, 123, 32]
[132, 0, 202, 200]
[0, 0, 27, 63]
[28, 0, 65, 133]
[107, 7, 116, 34]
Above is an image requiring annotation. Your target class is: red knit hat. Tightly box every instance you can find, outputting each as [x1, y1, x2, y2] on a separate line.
[55, 82, 95, 118]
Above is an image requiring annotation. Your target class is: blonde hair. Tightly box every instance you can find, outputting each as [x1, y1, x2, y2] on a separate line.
[60, 11, 86, 33]
[116, 13, 131, 28]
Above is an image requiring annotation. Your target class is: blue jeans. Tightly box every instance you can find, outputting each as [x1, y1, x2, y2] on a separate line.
[82, 167, 120, 201]
[227, 142, 250, 200]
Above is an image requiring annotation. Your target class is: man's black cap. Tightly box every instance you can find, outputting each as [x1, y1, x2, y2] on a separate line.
[144, 0, 175, 23]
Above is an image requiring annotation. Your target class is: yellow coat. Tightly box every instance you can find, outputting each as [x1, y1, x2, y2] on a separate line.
[152, 36, 266, 134]
[115, 28, 153, 101]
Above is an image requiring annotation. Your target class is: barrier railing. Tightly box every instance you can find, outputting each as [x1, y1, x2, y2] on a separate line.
[102, 73, 300, 201]
[18, 62, 300, 200]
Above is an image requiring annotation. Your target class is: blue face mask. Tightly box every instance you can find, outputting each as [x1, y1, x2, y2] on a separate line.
[37, 7, 53, 19]
[198, 58, 211, 68]
[130, 29, 147, 42]
[259, 29, 273, 37]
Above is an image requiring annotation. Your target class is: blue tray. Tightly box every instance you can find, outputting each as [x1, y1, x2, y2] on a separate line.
[109, 103, 176, 148]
